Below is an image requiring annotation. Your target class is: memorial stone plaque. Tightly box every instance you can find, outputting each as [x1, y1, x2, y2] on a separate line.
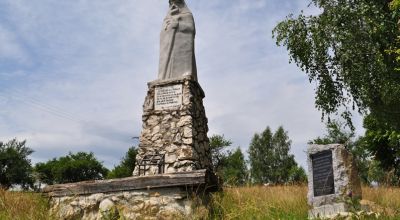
[155, 84, 183, 110]
[312, 150, 334, 197]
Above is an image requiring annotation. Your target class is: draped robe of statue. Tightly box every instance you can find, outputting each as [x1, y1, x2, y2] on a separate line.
[158, 1, 197, 81]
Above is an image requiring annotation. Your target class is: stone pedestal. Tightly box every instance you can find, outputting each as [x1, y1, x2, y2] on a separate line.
[307, 144, 362, 219]
[133, 76, 211, 176]
[43, 170, 215, 220]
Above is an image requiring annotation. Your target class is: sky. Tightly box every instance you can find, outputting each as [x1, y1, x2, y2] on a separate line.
[0, 0, 364, 169]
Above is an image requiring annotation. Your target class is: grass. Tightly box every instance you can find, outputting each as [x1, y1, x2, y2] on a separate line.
[362, 187, 400, 218]
[208, 186, 400, 220]
[209, 185, 308, 220]
[0, 189, 52, 220]
[1, 186, 399, 220]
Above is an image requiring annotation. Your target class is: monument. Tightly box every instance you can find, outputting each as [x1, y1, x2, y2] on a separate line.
[307, 144, 362, 219]
[158, 0, 197, 81]
[133, 0, 211, 176]
[43, 1, 217, 219]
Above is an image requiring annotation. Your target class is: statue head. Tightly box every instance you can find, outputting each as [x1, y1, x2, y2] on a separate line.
[169, 0, 186, 14]
[167, 0, 191, 16]
[169, 0, 185, 7]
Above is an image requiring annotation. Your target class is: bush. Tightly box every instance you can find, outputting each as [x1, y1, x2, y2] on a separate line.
[107, 147, 138, 179]
[35, 152, 108, 184]
[0, 139, 34, 189]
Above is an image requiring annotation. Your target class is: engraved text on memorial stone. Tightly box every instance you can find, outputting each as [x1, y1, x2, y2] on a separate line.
[155, 85, 183, 110]
[312, 150, 335, 197]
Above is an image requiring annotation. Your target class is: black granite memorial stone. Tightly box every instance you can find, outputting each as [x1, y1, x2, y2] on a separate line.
[307, 144, 363, 219]
[312, 150, 334, 197]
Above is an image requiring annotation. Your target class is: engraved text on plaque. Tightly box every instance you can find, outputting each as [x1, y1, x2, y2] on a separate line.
[312, 150, 334, 197]
[155, 84, 183, 110]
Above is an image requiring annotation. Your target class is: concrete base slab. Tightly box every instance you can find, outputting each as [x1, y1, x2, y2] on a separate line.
[308, 203, 348, 219]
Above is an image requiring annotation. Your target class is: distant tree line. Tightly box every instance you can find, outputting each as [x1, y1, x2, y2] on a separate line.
[213, 121, 400, 186]
[0, 139, 138, 190]
[2, 121, 397, 189]
[0, 126, 306, 190]
[210, 126, 307, 186]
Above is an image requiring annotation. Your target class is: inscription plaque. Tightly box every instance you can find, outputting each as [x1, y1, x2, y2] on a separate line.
[155, 84, 183, 110]
[312, 150, 334, 197]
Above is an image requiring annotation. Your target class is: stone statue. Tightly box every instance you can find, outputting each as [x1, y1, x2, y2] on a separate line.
[158, 0, 197, 81]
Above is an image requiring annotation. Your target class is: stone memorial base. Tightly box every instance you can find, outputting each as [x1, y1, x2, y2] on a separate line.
[309, 203, 348, 219]
[307, 144, 362, 219]
[43, 170, 217, 220]
[133, 76, 211, 175]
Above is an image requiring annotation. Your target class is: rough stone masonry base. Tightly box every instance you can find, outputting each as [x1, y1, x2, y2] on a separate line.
[133, 76, 211, 175]
[43, 170, 216, 220]
[308, 203, 348, 219]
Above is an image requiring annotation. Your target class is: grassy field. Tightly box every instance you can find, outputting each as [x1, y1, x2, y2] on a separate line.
[208, 186, 400, 219]
[0, 189, 51, 220]
[208, 185, 309, 219]
[1, 186, 399, 220]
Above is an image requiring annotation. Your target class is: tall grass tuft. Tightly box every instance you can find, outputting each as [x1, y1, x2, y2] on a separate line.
[206, 186, 400, 219]
[0, 189, 52, 220]
[362, 186, 400, 217]
[209, 185, 309, 220]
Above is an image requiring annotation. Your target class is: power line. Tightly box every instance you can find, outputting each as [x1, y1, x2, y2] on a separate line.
[0, 90, 85, 124]
[9, 88, 84, 121]
[0, 90, 140, 140]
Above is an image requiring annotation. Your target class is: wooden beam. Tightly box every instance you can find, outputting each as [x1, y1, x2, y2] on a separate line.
[43, 170, 207, 197]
